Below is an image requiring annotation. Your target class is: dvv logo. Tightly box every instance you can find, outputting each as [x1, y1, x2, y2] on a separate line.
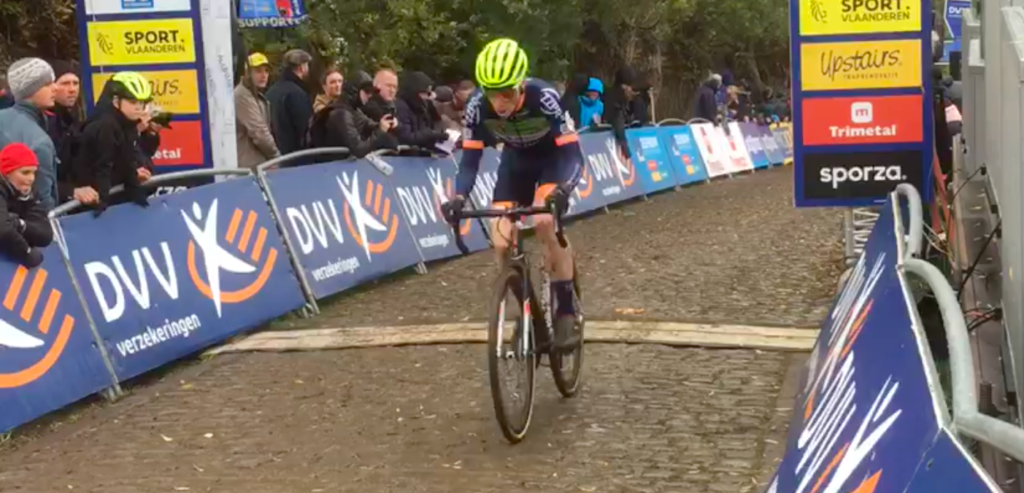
[339, 171, 400, 261]
[84, 199, 278, 323]
[0, 266, 77, 388]
[584, 138, 636, 198]
[184, 199, 278, 317]
[394, 168, 473, 251]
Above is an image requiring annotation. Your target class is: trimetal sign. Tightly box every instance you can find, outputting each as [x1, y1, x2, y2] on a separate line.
[802, 95, 924, 146]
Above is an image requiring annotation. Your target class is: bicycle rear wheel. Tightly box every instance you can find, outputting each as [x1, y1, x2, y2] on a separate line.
[551, 262, 584, 398]
[488, 266, 537, 444]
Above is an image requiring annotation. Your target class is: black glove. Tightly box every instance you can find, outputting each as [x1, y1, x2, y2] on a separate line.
[441, 195, 466, 223]
[546, 185, 571, 217]
[23, 247, 43, 268]
[92, 201, 108, 218]
[132, 189, 150, 208]
[8, 213, 25, 233]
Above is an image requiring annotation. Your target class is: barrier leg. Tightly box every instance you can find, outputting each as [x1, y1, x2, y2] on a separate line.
[51, 218, 124, 399]
[254, 172, 321, 316]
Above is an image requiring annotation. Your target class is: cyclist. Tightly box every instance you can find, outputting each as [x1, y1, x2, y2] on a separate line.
[442, 38, 584, 353]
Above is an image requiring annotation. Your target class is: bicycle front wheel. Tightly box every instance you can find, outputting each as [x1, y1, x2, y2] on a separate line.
[488, 266, 537, 444]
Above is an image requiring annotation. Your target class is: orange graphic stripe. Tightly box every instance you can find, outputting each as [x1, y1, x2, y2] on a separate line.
[364, 179, 373, 205]
[38, 290, 61, 334]
[374, 183, 383, 215]
[4, 266, 28, 311]
[555, 133, 579, 146]
[250, 228, 267, 262]
[811, 443, 848, 493]
[382, 197, 391, 220]
[342, 201, 398, 253]
[463, 139, 484, 150]
[225, 209, 244, 243]
[20, 269, 48, 322]
[238, 211, 258, 253]
[841, 300, 874, 359]
[188, 243, 277, 303]
[0, 315, 74, 389]
[851, 471, 881, 493]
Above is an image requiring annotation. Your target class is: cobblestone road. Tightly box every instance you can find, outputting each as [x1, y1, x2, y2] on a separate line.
[0, 166, 840, 493]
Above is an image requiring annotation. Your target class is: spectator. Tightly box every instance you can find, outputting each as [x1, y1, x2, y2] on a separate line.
[0, 143, 52, 268]
[435, 79, 474, 132]
[394, 71, 447, 149]
[71, 72, 153, 214]
[0, 74, 12, 110]
[311, 85, 399, 157]
[693, 73, 721, 123]
[579, 77, 605, 127]
[341, 70, 373, 110]
[46, 60, 82, 169]
[314, 67, 344, 113]
[605, 66, 637, 156]
[631, 85, 652, 125]
[266, 49, 313, 155]
[234, 53, 280, 169]
[362, 68, 399, 123]
[0, 58, 59, 211]
[561, 73, 590, 129]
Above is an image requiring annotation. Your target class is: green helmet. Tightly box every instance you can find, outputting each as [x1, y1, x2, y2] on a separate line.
[475, 38, 529, 90]
[109, 71, 153, 101]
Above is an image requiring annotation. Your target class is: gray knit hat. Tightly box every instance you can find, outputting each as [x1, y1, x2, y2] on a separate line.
[7, 58, 55, 101]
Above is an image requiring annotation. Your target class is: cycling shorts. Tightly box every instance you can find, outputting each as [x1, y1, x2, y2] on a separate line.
[492, 146, 569, 208]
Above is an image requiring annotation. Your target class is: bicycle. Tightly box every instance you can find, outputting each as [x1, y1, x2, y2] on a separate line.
[450, 202, 584, 444]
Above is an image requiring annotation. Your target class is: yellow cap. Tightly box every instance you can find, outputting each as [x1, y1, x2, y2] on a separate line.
[248, 53, 271, 68]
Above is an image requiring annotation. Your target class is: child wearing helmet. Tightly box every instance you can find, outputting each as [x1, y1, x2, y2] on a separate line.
[70, 71, 153, 215]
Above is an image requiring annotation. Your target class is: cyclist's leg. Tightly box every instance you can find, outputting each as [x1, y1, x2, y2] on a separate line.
[533, 167, 578, 350]
[490, 149, 537, 272]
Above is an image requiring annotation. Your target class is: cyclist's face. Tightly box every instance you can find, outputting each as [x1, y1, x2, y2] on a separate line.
[486, 85, 522, 118]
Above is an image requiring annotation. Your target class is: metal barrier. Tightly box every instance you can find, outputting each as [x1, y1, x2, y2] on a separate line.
[896, 183, 924, 259]
[903, 257, 1024, 463]
[47, 168, 254, 219]
[255, 147, 352, 171]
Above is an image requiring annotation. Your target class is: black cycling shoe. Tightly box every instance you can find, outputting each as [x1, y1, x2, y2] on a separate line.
[534, 325, 553, 355]
[553, 314, 581, 352]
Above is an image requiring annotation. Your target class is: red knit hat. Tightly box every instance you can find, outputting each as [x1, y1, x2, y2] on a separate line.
[0, 143, 39, 176]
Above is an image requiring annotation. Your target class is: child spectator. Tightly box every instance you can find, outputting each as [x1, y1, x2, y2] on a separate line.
[0, 143, 53, 268]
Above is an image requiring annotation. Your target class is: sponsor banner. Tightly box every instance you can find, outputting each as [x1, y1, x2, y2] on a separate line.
[87, 18, 197, 67]
[573, 131, 644, 214]
[91, 69, 201, 115]
[466, 149, 501, 212]
[0, 251, 116, 433]
[740, 123, 771, 169]
[773, 124, 795, 163]
[802, 95, 924, 146]
[941, 0, 970, 63]
[657, 126, 709, 186]
[237, 0, 309, 28]
[800, 39, 923, 91]
[385, 157, 490, 262]
[902, 430, 1000, 492]
[625, 128, 677, 194]
[262, 160, 422, 299]
[691, 123, 733, 178]
[760, 125, 787, 165]
[84, 0, 192, 15]
[723, 123, 755, 172]
[799, 0, 921, 36]
[151, 120, 205, 167]
[767, 198, 940, 493]
[803, 149, 922, 202]
[59, 178, 305, 381]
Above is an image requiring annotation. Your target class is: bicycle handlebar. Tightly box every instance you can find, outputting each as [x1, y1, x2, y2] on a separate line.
[448, 203, 568, 255]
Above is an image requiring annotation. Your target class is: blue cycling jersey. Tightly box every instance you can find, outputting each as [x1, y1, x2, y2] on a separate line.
[454, 78, 584, 198]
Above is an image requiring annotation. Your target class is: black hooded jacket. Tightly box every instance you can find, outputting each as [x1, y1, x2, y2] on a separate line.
[605, 67, 637, 154]
[71, 88, 147, 211]
[394, 71, 446, 149]
[0, 178, 52, 267]
[265, 69, 313, 155]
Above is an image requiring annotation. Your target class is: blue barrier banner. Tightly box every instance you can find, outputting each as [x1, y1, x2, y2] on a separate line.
[625, 128, 677, 195]
[466, 149, 502, 211]
[766, 198, 941, 493]
[740, 123, 771, 170]
[657, 126, 709, 186]
[903, 430, 999, 492]
[760, 125, 786, 165]
[385, 157, 490, 262]
[0, 249, 116, 432]
[59, 178, 306, 381]
[264, 160, 422, 299]
[573, 131, 645, 215]
[773, 125, 794, 161]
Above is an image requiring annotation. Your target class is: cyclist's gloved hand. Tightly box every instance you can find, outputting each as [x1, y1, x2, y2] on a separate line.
[441, 195, 466, 223]
[546, 184, 572, 217]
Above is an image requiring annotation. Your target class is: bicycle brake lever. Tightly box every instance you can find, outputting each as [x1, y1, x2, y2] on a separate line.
[551, 202, 568, 249]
